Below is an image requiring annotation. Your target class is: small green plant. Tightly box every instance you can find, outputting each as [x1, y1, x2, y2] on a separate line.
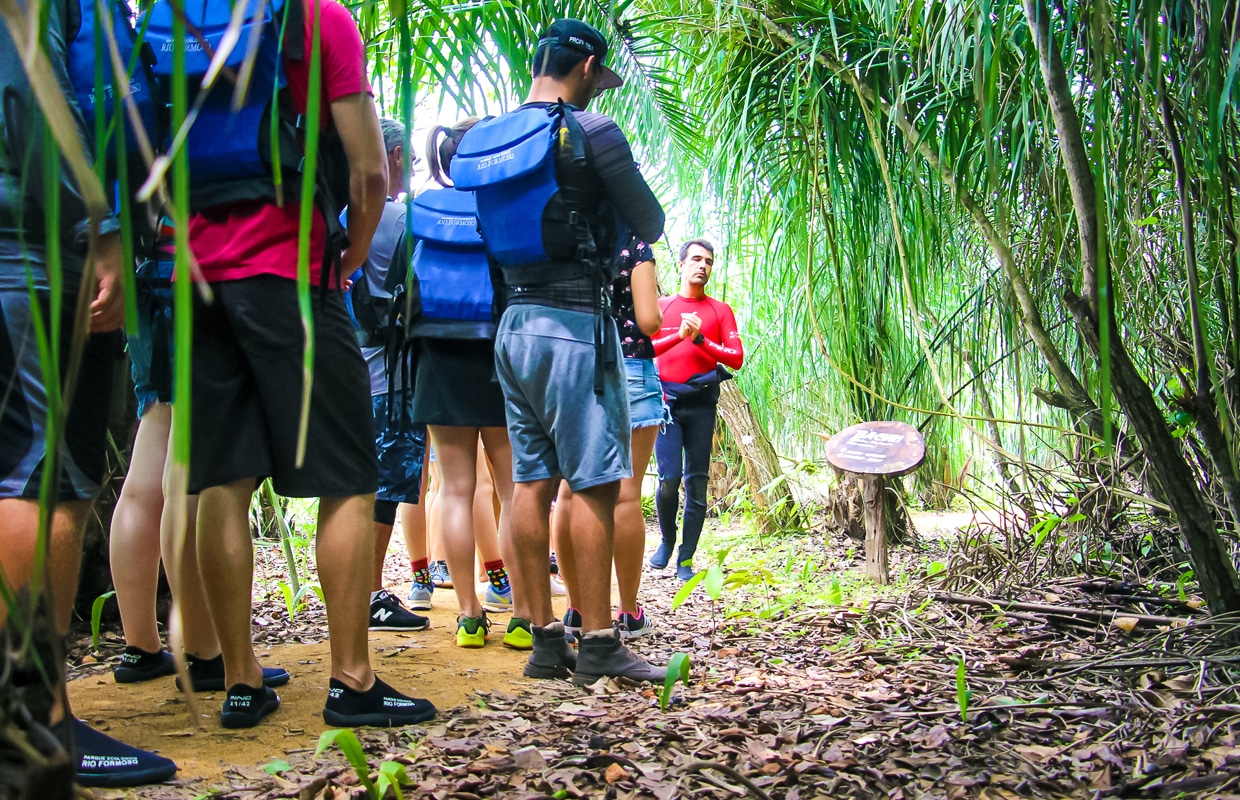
[640, 493, 655, 518]
[659, 652, 691, 711]
[90, 590, 116, 650]
[316, 729, 376, 797]
[1176, 568, 1195, 601]
[263, 759, 291, 775]
[955, 656, 971, 722]
[376, 760, 409, 800]
[277, 580, 323, 620]
[826, 576, 842, 605]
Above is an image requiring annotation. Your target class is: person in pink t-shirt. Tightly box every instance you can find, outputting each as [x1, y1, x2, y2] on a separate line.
[180, 0, 435, 729]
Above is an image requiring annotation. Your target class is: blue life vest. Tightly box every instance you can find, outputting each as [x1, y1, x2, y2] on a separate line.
[66, 0, 159, 175]
[406, 187, 495, 340]
[453, 103, 604, 287]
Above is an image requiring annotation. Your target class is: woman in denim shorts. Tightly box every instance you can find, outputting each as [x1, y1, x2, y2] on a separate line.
[553, 238, 665, 639]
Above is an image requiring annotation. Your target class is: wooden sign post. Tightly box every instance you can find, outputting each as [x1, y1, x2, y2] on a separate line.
[823, 421, 926, 585]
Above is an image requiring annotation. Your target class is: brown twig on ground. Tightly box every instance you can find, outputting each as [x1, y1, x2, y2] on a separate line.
[683, 761, 775, 800]
[932, 593, 1191, 626]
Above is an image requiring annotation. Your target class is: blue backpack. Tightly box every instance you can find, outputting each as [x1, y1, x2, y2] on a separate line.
[452, 102, 603, 286]
[142, 0, 350, 285]
[405, 187, 495, 340]
[65, 0, 160, 175]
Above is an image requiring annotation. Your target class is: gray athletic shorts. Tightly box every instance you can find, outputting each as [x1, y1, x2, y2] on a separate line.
[494, 304, 631, 491]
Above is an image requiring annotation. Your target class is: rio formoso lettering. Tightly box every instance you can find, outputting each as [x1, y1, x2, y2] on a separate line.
[476, 149, 515, 170]
[161, 39, 204, 52]
[436, 216, 474, 226]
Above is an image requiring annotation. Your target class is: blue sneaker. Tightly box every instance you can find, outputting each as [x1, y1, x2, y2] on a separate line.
[483, 583, 513, 613]
[648, 541, 673, 569]
[676, 563, 696, 582]
[429, 560, 452, 589]
[407, 580, 433, 611]
[483, 566, 513, 613]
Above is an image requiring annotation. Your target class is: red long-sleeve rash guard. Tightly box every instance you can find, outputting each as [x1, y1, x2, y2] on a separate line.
[652, 294, 744, 384]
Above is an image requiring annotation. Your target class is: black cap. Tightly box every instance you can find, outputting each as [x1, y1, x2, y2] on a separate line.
[535, 18, 624, 90]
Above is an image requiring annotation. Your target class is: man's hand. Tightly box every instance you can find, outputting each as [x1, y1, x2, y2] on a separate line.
[89, 233, 125, 332]
[678, 312, 701, 340]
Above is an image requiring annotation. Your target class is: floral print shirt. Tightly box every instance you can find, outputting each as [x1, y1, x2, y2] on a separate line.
[612, 239, 656, 359]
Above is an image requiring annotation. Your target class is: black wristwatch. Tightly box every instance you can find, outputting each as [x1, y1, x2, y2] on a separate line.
[692, 332, 706, 345]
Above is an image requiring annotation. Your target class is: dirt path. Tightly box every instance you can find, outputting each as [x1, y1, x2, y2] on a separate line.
[70, 591, 571, 788]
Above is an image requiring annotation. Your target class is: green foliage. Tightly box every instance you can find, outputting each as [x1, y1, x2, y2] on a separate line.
[956, 657, 971, 723]
[90, 591, 116, 651]
[377, 760, 409, 800]
[660, 652, 692, 711]
[641, 493, 655, 518]
[316, 729, 376, 797]
[276, 580, 321, 621]
[263, 759, 291, 775]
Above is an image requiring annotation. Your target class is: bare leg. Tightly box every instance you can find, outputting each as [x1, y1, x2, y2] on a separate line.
[316, 493, 377, 690]
[110, 405, 172, 653]
[616, 426, 658, 614]
[372, 521, 393, 591]
[160, 491, 216, 657]
[0, 499, 89, 637]
[479, 428, 520, 613]
[399, 449, 431, 565]
[195, 479, 263, 689]
[427, 426, 482, 618]
[551, 481, 580, 608]
[426, 460, 442, 562]
[472, 444, 501, 572]
[506, 479, 558, 626]
[0, 498, 89, 726]
[567, 482, 620, 632]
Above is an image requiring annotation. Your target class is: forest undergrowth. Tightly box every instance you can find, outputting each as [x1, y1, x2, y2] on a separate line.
[64, 508, 1240, 800]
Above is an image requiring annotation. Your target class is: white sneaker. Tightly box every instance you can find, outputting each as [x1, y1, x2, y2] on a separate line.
[549, 573, 567, 596]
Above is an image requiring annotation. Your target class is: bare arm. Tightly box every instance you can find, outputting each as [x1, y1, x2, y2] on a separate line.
[629, 259, 661, 337]
[331, 92, 387, 274]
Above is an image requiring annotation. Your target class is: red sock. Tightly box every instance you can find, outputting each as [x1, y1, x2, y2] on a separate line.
[484, 559, 505, 573]
[411, 558, 429, 573]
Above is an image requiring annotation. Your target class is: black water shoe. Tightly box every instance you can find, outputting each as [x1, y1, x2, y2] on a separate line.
[220, 683, 280, 729]
[322, 676, 437, 727]
[113, 647, 176, 684]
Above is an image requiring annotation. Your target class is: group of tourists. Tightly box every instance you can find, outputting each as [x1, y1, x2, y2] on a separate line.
[0, 1, 741, 790]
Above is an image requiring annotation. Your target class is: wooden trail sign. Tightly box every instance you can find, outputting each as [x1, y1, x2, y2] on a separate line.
[824, 421, 926, 585]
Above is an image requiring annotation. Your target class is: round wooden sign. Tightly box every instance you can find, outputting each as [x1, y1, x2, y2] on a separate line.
[824, 421, 926, 478]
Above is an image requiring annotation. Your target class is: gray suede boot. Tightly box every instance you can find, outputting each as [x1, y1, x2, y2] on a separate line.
[571, 628, 668, 686]
[524, 622, 577, 679]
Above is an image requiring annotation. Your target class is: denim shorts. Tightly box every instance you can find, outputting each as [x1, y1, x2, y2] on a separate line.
[373, 390, 427, 506]
[494, 305, 631, 491]
[128, 258, 175, 419]
[625, 357, 669, 430]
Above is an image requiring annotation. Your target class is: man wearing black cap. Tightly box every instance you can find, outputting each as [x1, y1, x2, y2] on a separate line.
[456, 18, 666, 685]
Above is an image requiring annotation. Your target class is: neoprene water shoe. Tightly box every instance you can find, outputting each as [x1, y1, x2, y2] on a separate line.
[322, 676, 436, 727]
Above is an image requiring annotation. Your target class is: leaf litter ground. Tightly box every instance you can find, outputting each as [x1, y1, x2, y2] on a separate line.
[66, 513, 1240, 799]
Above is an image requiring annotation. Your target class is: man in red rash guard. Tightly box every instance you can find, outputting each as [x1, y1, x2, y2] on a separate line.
[650, 239, 744, 581]
[183, 0, 434, 729]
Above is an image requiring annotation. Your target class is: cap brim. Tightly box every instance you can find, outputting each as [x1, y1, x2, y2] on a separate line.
[597, 64, 624, 90]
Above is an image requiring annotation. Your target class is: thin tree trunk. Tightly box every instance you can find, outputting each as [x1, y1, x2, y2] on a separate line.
[1025, 0, 1240, 613]
[1160, 90, 1240, 527]
[715, 380, 800, 532]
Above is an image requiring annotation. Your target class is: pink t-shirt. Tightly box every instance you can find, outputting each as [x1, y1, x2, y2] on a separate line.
[188, 0, 370, 284]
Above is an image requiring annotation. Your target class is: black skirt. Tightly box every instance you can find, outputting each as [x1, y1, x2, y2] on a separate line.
[412, 338, 507, 428]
